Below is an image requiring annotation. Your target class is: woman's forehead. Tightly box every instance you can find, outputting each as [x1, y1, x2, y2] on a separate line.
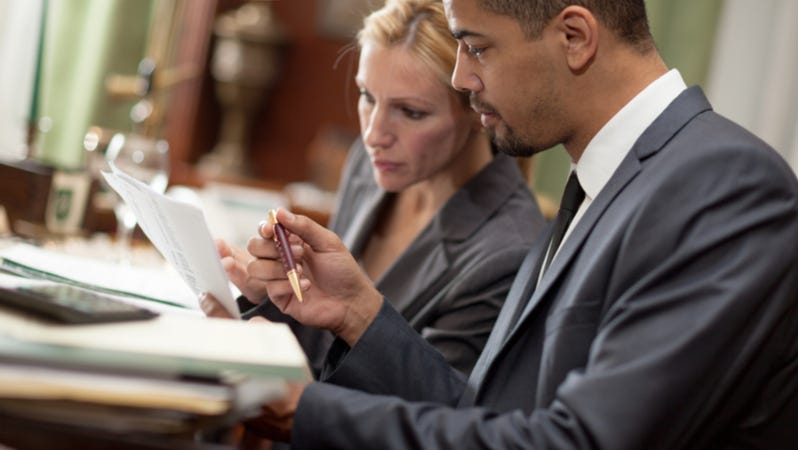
[357, 44, 449, 100]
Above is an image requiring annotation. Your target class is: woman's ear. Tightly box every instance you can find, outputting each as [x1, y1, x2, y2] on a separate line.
[557, 6, 598, 72]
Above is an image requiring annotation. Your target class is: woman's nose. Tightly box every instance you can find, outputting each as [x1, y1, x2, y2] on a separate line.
[362, 106, 394, 149]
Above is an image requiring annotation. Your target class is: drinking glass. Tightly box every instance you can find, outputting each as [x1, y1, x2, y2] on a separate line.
[104, 132, 170, 263]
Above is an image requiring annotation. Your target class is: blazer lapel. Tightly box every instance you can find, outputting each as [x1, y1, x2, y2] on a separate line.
[459, 157, 642, 406]
[379, 154, 529, 321]
[376, 231, 449, 318]
[460, 230, 551, 406]
[337, 177, 450, 319]
[466, 86, 714, 400]
[340, 187, 386, 256]
[508, 156, 641, 348]
[508, 86, 712, 337]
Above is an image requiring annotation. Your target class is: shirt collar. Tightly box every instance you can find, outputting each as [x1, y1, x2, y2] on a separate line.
[575, 69, 687, 200]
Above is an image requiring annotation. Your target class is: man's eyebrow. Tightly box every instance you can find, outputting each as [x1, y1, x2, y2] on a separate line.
[451, 29, 482, 40]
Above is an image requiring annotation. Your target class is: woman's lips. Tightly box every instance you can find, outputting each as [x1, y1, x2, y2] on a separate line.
[372, 159, 401, 172]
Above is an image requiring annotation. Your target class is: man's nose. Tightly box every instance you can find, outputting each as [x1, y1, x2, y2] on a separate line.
[451, 49, 483, 93]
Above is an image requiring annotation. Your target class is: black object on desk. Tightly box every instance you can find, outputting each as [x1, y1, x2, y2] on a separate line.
[0, 283, 159, 324]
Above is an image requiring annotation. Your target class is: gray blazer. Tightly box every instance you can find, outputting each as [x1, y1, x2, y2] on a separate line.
[248, 141, 544, 376]
[292, 87, 797, 449]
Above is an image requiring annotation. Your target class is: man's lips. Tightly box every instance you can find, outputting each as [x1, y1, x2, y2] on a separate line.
[471, 98, 500, 127]
[478, 110, 498, 127]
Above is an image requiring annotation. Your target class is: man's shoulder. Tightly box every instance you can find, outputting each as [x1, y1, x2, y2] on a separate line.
[663, 109, 793, 185]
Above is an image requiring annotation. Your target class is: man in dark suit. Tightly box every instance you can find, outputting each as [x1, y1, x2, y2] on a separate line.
[224, 0, 797, 447]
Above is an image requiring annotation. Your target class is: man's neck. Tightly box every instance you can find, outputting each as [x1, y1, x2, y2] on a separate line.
[564, 49, 669, 162]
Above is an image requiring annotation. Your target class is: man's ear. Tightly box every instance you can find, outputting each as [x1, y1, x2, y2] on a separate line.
[557, 6, 598, 72]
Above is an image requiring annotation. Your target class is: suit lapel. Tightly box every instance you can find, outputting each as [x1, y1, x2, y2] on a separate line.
[340, 186, 386, 256]
[338, 176, 450, 319]
[376, 231, 449, 318]
[338, 176, 449, 322]
[460, 155, 642, 406]
[508, 152, 641, 339]
[464, 87, 714, 402]
[507, 86, 712, 339]
[378, 154, 528, 320]
[460, 230, 551, 406]
[512, 156, 641, 331]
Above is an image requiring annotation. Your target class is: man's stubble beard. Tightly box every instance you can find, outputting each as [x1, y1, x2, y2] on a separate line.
[472, 94, 543, 158]
[486, 122, 541, 158]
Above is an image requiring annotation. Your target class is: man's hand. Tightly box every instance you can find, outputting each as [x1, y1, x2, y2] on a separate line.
[216, 238, 267, 303]
[247, 209, 383, 346]
[242, 382, 306, 442]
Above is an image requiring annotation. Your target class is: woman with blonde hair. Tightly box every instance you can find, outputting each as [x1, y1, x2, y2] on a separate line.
[210, 0, 544, 376]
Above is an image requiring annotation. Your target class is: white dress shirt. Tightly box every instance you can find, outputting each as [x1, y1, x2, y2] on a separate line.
[547, 69, 688, 271]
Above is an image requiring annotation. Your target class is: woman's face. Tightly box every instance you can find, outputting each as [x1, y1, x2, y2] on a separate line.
[356, 42, 476, 192]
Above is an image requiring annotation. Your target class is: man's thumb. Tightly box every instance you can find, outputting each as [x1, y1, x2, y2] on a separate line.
[274, 208, 339, 252]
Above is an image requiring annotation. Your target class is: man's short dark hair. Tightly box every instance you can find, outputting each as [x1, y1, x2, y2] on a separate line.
[477, 0, 654, 51]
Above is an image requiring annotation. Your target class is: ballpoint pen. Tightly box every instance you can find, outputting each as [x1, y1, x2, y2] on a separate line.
[268, 209, 304, 302]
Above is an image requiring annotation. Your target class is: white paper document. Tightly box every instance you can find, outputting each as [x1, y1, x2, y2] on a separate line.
[102, 166, 240, 318]
[0, 247, 200, 315]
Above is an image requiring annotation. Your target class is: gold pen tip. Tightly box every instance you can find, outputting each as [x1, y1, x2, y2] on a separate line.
[287, 270, 303, 303]
[268, 209, 278, 226]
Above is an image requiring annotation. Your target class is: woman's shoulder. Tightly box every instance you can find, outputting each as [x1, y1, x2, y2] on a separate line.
[436, 154, 545, 248]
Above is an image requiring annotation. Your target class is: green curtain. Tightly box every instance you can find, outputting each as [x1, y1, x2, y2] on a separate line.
[646, 0, 724, 88]
[531, 0, 723, 208]
[33, 0, 155, 169]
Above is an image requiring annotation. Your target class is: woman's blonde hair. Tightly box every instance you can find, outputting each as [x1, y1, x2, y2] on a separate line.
[358, 0, 465, 103]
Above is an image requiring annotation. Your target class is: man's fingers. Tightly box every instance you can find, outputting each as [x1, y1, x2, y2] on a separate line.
[271, 208, 340, 253]
[264, 277, 310, 310]
[248, 238, 305, 266]
[264, 276, 307, 299]
[247, 235, 278, 258]
[247, 258, 302, 281]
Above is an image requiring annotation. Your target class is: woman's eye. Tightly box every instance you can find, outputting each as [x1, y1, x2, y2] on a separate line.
[402, 107, 427, 120]
[359, 88, 375, 103]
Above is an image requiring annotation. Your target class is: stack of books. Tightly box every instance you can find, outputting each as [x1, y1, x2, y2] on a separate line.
[0, 308, 309, 436]
[0, 243, 309, 444]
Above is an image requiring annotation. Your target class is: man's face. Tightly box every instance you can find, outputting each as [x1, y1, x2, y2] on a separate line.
[444, 0, 569, 156]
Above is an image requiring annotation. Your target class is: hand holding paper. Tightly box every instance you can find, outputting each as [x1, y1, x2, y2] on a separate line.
[102, 165, 240, 318]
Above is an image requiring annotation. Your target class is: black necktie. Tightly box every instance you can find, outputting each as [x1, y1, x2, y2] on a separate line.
[542, 171, 585, 272]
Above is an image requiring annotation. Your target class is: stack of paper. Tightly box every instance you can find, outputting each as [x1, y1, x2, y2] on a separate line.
[0, 300, 310, 434]
[0, 359, 286, 434]
[0, 165, 307, 437]
[0, 242, 201, 314]
[0, 303, 309, 381]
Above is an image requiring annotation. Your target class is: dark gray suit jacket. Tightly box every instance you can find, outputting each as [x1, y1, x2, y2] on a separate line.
[247, 143, 544, 376]
[292, 87, 797, 449]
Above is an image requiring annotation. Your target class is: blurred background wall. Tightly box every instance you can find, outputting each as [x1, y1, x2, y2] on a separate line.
[0, 0, 796, 208]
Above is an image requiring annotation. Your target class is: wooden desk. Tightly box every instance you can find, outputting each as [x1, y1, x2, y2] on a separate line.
[0, 410, 238, 450]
